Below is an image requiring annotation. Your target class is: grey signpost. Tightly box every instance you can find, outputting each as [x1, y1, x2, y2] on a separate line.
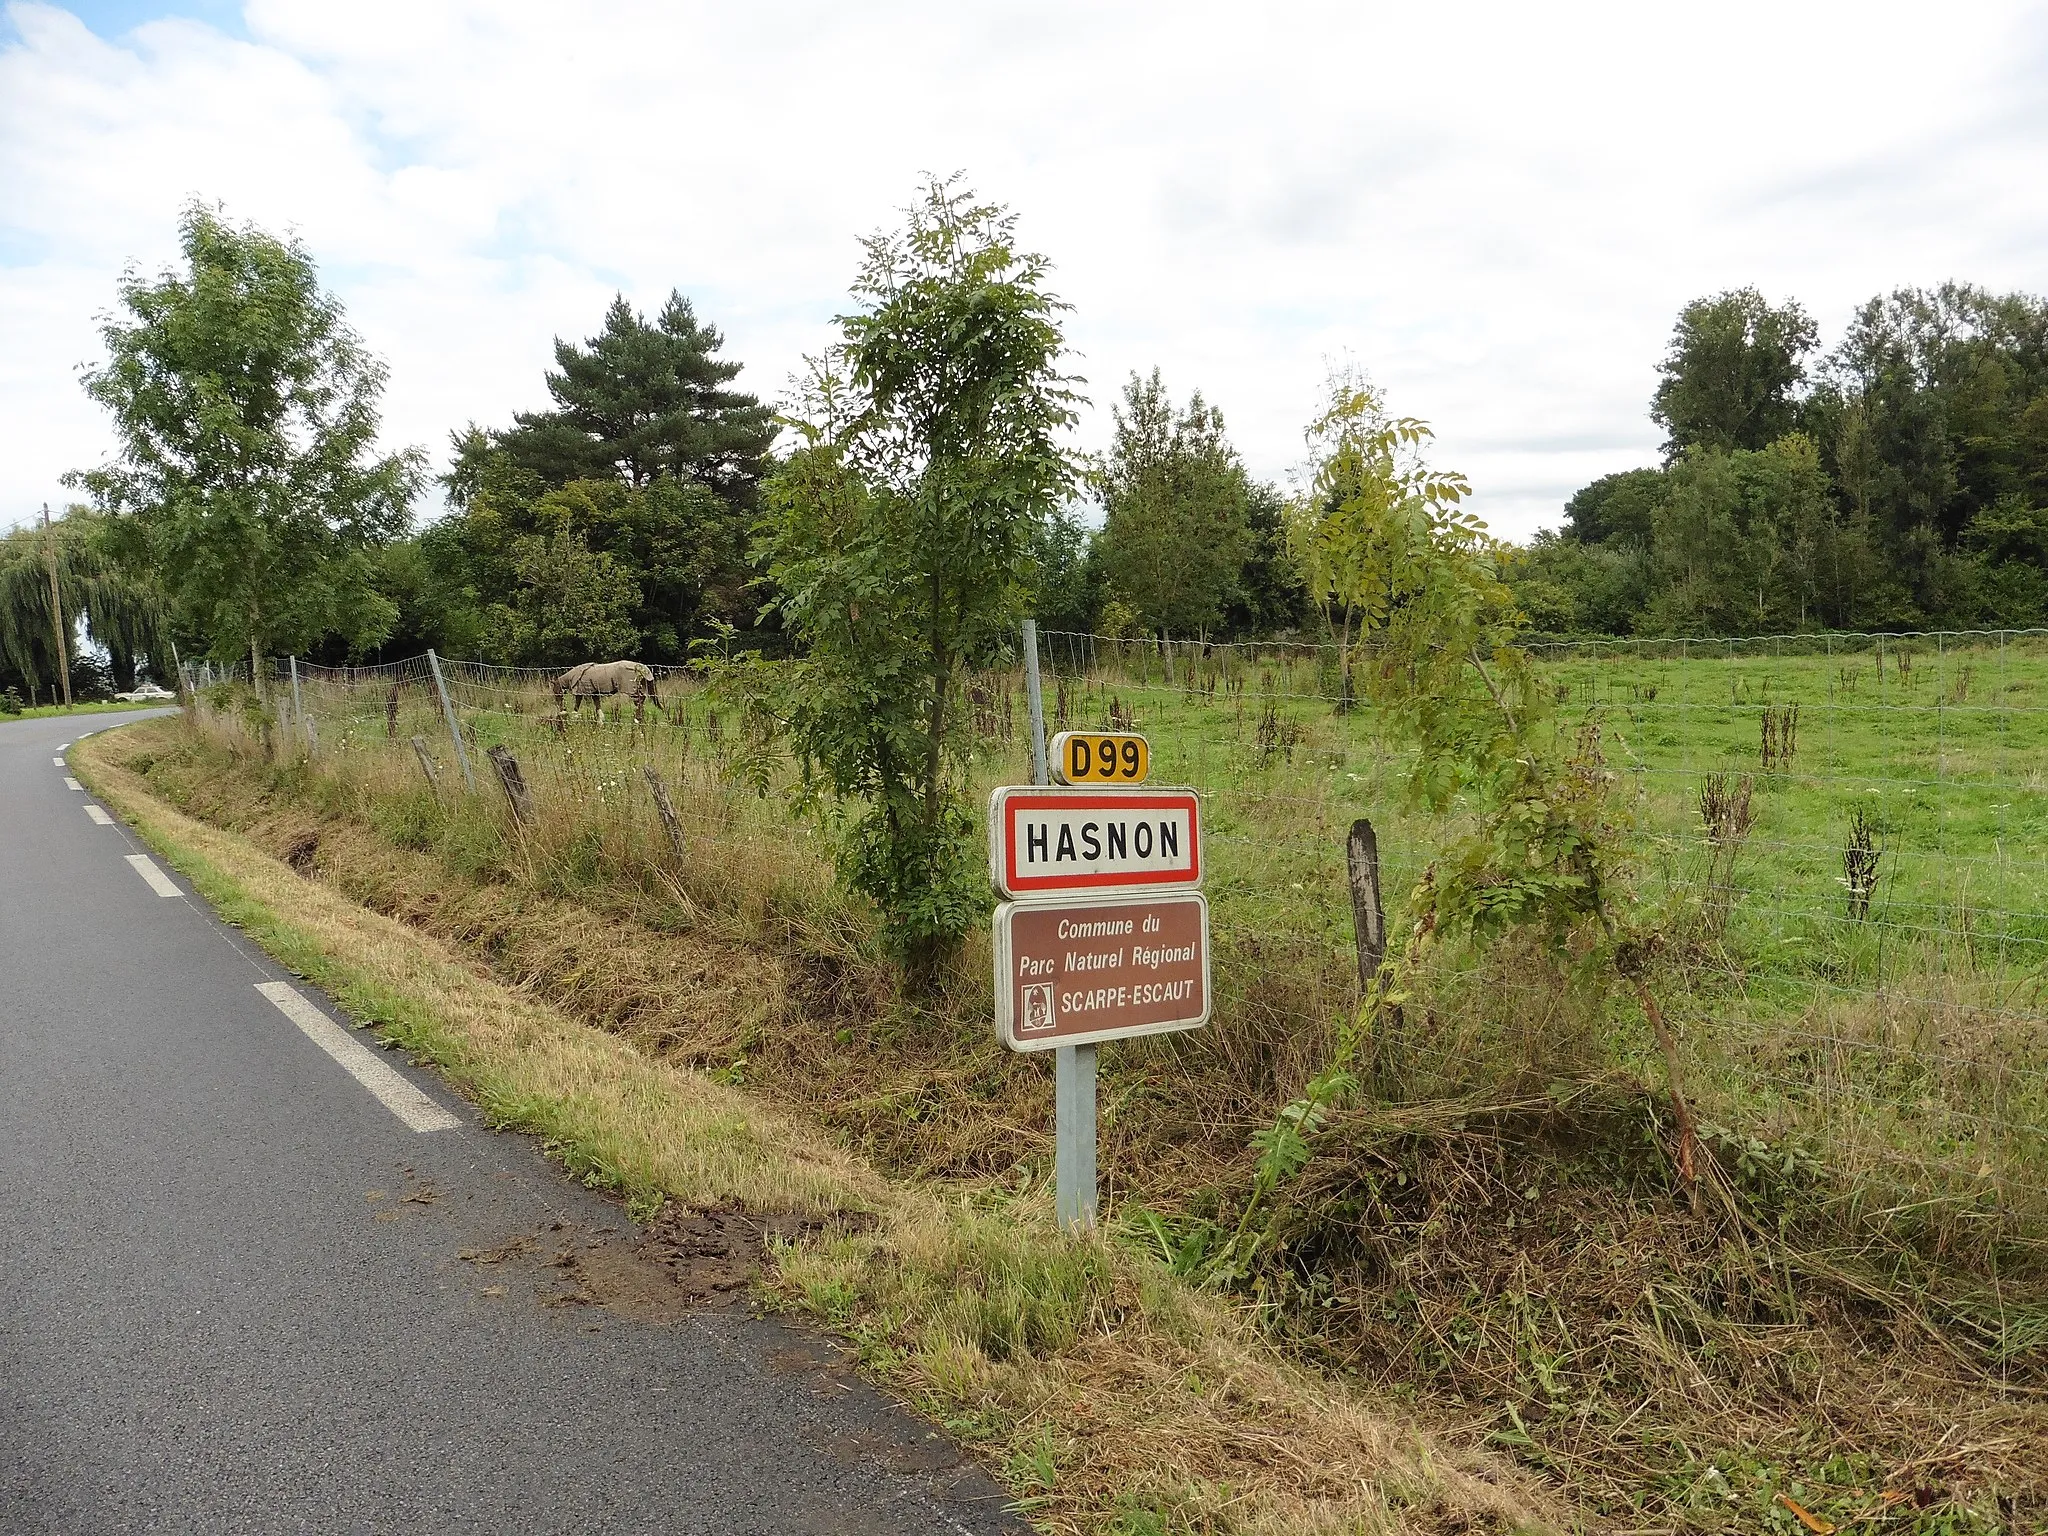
[1023, 620, 1097, 1231]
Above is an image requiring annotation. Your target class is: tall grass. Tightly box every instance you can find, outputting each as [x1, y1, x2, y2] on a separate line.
[196, 634, 2048, 1268]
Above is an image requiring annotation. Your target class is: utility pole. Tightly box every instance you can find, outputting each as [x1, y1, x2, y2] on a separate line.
[42, 504, 70, 707]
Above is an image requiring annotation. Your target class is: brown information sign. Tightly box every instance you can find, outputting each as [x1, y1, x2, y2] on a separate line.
[993, 891, 1210, 1052]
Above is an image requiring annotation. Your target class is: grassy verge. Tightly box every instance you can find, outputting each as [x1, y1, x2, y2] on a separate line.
[75, 719, 1556, 1536]
[4, 698, 169, 720]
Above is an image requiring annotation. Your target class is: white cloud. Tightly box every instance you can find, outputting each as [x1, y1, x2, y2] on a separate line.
[4, 0, 2044, 539]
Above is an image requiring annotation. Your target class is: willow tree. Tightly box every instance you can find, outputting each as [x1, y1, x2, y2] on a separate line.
[0, 510, 165, 698]
[70, 203, 421, 694]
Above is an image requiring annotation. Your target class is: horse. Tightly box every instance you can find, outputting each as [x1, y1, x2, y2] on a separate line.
[553, 660, 663, 724]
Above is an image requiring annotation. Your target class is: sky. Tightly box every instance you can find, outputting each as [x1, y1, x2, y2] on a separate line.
[3, 0, 2045, 541]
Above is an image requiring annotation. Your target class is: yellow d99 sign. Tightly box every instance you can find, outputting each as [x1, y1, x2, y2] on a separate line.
[1051, 730, 1149, 784]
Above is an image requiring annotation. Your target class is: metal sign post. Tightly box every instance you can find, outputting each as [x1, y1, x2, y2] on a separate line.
[1024, 621, 1095, 1230]
[288, 655, 306, 751]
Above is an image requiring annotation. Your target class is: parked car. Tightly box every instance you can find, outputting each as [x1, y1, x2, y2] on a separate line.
[114, 682, 177, 703]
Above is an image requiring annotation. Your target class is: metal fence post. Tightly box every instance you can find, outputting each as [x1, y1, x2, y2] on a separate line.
[288, 655, 309, 752]
[425, 649, 476, 791]
[1024, 617, 1050, 788]
[1025, 618, 1097, 1232]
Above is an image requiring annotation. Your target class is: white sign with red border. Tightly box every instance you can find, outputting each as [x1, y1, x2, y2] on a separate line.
[988, 785, 1202, 899]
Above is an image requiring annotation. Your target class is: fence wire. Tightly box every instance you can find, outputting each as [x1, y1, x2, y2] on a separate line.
[178, 630, 2048, 1232]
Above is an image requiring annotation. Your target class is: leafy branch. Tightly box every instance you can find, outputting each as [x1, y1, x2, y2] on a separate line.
[1221, 373, 1695, 1268]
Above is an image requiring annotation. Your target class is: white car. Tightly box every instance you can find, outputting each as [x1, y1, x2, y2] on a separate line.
[115, 682, 177, 702]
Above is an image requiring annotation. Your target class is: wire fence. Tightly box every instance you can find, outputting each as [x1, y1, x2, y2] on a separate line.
[179, 628, 2048, 1240]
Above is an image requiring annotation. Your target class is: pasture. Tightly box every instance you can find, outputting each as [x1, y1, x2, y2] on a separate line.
[215, 629, 2048, 1253]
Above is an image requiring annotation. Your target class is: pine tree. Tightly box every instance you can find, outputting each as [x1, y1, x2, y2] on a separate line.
[495, 292, 776, 506]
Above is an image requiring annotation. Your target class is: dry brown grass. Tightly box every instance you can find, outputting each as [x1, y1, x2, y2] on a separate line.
[77, 719, 1563, 1536]
[1266, 1092, 2048, 1527]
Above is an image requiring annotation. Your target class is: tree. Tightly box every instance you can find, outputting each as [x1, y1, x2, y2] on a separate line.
[1222, 482, 1312, 636]
[490, 527, 642, 664]
[486, 291, 777, 504]
[1229, 378, 1700, 1262]
[751, 177, 1081, 980]
[1560, 467, 1665, 549]
[1093, 370, 1250, 638]
[1637, 436, 1837, 634]
[0, 510, 165, 700]
[1651, 288, 1816, 460]
[1028, 502, 1100, 635]
[437, 290, 774, 660]
[71, 204, 421, 690]
[1286, 370, 1469, 704]
[422, 463, 747, 664]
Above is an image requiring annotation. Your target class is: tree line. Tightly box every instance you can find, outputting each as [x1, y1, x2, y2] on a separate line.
[1510, 285, 2048, 636]
[21, 185, 2045, 968]
[19, 201, 2048, 715]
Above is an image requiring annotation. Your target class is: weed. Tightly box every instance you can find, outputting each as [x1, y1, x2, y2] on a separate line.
[1843, 807, 1884, 920]
[1761, 702, 1801, 771]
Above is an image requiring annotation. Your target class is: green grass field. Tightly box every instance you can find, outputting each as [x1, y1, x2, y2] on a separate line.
[1029, 632, 2048, 1237]
[222, 632, 2048, 1248]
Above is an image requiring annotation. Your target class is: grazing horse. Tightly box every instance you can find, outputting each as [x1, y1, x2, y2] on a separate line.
[553, 660, 663, 723]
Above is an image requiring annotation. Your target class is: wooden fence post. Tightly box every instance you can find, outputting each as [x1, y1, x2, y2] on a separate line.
[409, 735, 439, 790]
[385, 682, 400, 739]
[1346, 817, 1386, 993]
[643, 767, 685, 862]
[487, 745, 533, 824]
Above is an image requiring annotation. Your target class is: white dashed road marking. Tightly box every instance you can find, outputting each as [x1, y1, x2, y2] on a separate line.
[255, 982, 461, 1134]
[52, 756, 64, 766]
[125, 855, 181, 898]
[84, 805, 113, 825]
[65, 777, 82, 790]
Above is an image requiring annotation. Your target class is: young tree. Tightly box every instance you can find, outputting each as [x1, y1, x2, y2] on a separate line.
[1093, 369, 1250, 639]
[71, 204, 421, 690]
[1652, 288, 1817, 461]
[1287, 371, 1470, 704]
[754, 177, 1081, 980]
[1231, 378, 1702, 1262]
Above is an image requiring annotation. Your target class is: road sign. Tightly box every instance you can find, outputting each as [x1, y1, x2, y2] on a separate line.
[988, 785, 1201, 898]
[994, 891, 1210, 1051]
[1051, 730, 1149, 784]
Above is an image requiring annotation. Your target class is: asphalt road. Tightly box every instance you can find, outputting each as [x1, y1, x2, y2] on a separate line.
[0, 708, 1027, 1535]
